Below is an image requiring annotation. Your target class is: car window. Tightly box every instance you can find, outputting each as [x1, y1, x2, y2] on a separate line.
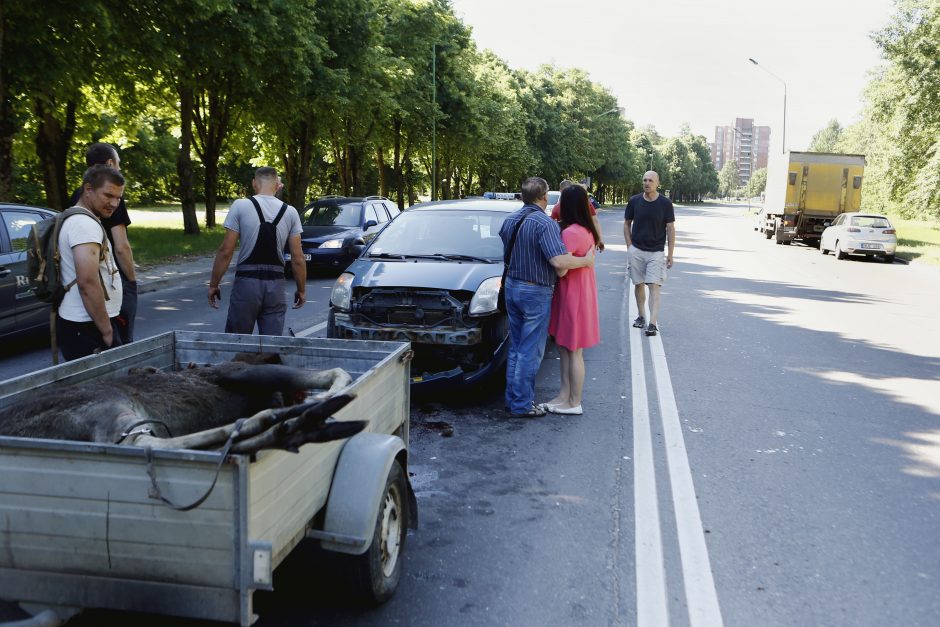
[368, 210, 508, 259]
[833, 215, 844, 226]
[372, 203, 389, 223]
[546, 191, 561, 206]
[851, 216, 890, 228]
[301, 202, 362, 227]
[364, 204, 379, 225]
[385, 202, 400, 219]
[2, 211, 44, 253]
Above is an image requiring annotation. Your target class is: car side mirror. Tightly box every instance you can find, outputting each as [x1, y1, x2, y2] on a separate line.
[364, 220, 378, 229]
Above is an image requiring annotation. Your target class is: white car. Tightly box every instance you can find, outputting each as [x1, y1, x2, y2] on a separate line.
[820, 212, 897, 263]
[545, 190, 561, 214]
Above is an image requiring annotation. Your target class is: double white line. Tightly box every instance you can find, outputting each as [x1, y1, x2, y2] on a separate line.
[626, 282, 723, 627]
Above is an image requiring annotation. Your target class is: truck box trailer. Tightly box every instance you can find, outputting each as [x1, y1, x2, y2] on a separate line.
[759, 151, 866, 245]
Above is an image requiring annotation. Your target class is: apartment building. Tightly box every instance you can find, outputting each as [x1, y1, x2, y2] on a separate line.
[709, 118, 771, 186]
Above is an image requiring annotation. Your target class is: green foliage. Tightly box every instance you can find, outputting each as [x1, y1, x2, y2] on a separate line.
[746, 167, 767, 197]
[718, 160, 738, 198]
[808, 119, 843, 153]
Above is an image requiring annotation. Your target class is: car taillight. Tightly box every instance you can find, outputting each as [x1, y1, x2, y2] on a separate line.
[847, 227, 861, 232]
[883, 228, 896, 234]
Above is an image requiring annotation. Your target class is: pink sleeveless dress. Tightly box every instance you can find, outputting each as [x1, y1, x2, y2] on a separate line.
[549, 224, 600, 350]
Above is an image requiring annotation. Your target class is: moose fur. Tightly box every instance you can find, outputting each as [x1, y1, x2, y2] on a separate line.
[0, 361, 364, 453]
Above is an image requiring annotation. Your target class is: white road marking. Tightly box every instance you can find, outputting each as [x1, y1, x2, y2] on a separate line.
[626, 286, 669, 626]
[292, 321, 326, 337]
[648, 332, 724, 627]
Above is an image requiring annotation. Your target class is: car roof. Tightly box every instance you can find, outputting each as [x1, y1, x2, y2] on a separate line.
[406, 198, 524, 213]
[0, 202, 53, 212]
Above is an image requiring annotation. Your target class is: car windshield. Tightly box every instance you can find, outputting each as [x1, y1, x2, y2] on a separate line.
[367, 210, 508, 259]
[850, 216, 891, 229]
[301, 202, 362, 227]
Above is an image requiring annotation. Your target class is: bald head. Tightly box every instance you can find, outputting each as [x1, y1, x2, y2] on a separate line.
[642, 171, 659, 199]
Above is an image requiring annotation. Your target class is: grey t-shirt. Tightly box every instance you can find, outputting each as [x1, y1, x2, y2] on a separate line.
[224, 195, 302, 266]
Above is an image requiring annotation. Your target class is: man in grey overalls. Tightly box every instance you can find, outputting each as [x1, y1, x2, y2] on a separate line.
[208, 167, 306, 335]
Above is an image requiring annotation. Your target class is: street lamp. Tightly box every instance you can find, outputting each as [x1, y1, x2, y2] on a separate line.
[591, 106, 624, 120]
[749, 57, 787, 154]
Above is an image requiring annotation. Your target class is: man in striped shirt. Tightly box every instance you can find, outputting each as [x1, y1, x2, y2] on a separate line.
[499, 176, 595, 418]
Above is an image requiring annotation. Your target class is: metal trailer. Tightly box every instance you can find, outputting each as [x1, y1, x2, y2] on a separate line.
[0, 331, 415, 626]
[759, 151, 866, 245]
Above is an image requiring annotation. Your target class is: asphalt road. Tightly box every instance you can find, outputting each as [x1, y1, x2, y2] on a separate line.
[2, 202, 939, 626]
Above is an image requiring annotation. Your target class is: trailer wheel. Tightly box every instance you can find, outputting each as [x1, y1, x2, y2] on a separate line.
[346, 461, 408, 605]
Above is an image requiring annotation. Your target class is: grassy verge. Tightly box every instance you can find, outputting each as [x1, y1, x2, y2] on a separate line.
[128, 203, 231, 267]
[890, 217, 940, 266]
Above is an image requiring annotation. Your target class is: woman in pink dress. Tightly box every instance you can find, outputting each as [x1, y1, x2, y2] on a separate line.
[542, 185, 601, 415]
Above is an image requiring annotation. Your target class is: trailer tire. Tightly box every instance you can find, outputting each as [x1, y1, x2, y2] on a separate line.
[346, 460, 408, 605]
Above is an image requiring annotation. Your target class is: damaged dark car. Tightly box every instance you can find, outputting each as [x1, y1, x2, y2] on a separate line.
[327, 198, 519, 389]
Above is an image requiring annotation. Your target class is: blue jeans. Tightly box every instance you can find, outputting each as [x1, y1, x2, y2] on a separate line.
[504, 277, 553, 414]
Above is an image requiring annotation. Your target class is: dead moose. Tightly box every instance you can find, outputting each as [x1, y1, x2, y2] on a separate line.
[0, 356, 365, 455]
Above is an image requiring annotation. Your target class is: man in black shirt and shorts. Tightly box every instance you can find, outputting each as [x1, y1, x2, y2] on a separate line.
[623, 170, 675, 336]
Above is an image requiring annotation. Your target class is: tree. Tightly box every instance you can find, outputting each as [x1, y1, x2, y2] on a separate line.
[746, 167, 767, 197]
[808, 119, 843, 152]
[718, 160, 738, 198]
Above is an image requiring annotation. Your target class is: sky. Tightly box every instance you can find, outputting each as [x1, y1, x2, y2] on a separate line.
[449, 0, 895, 152]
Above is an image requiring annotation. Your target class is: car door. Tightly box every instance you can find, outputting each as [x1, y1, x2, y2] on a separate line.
[0, 213, 17, 336]
[1, 209, 51, 335]
[362, 203, 383, 244]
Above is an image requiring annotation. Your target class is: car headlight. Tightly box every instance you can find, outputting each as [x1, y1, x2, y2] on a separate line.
[469, 276, 501, 315]
[331, 272, 354, 310]
[320, 239, 343, 249]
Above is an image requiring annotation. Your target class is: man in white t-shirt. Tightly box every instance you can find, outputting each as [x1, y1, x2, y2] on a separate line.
[57, 165, 125, 361]
[207, 167, 305, 335]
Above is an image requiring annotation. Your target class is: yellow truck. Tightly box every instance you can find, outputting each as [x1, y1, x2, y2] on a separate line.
[758, 151, 866, 245]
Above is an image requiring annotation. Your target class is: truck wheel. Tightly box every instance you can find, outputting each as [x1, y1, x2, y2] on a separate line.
[884, 254, 895, 264]
[835, 241, 847, 260]
[764, 228, 772, 240]
[347, 461, 409, 605]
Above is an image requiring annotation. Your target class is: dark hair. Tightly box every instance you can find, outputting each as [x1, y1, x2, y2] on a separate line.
[558, 185, 600, 245]
[85, 142, 118, 167]
[521, 177, 548, 204]
[82, 164, 125, 190]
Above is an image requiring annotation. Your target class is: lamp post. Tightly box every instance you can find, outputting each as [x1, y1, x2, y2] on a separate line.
[749, 57, 786, 154]
[592, 106, 623, 120]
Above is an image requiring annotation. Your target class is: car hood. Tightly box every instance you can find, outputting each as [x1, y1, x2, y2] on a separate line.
[301, 225, 359, 242]
[346, 259, 501, 291]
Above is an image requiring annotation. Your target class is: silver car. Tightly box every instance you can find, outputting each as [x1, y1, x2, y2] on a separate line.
[820, 212, 897, 263]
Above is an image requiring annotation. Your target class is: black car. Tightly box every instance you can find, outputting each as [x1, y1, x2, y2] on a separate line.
[285, 195, 401, 274]
[327, 198, 519, 389]
[0, 203, 55, 338]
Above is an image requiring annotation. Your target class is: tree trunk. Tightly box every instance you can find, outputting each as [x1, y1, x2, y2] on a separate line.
[350, 145, 361, 196]
[193, 90, 235, 229]
[33, 94, 77, 211]
[177, 84, 200, 235]
[393, 118, 403, 209]
[376, 146, 387, 198]
[0, 6, 14, 201]
[281, 113, 316, 211]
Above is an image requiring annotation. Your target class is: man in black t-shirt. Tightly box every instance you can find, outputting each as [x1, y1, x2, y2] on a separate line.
[623, 170, 675, 337]
[69, 143, 138, 343]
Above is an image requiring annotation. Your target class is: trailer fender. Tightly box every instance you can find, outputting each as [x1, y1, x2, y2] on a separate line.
[308, 432, 417, 555]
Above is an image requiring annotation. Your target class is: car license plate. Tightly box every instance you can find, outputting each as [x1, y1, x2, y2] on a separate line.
[284, 254, 312, 261]
[860, 243, 881, 250]
[814, 225, 825, 232]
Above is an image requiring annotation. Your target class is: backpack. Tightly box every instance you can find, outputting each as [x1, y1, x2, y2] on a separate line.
[27, 206, 109, 307]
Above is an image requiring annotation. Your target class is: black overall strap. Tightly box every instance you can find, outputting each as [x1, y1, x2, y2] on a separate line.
[248, 197, 288, 226]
